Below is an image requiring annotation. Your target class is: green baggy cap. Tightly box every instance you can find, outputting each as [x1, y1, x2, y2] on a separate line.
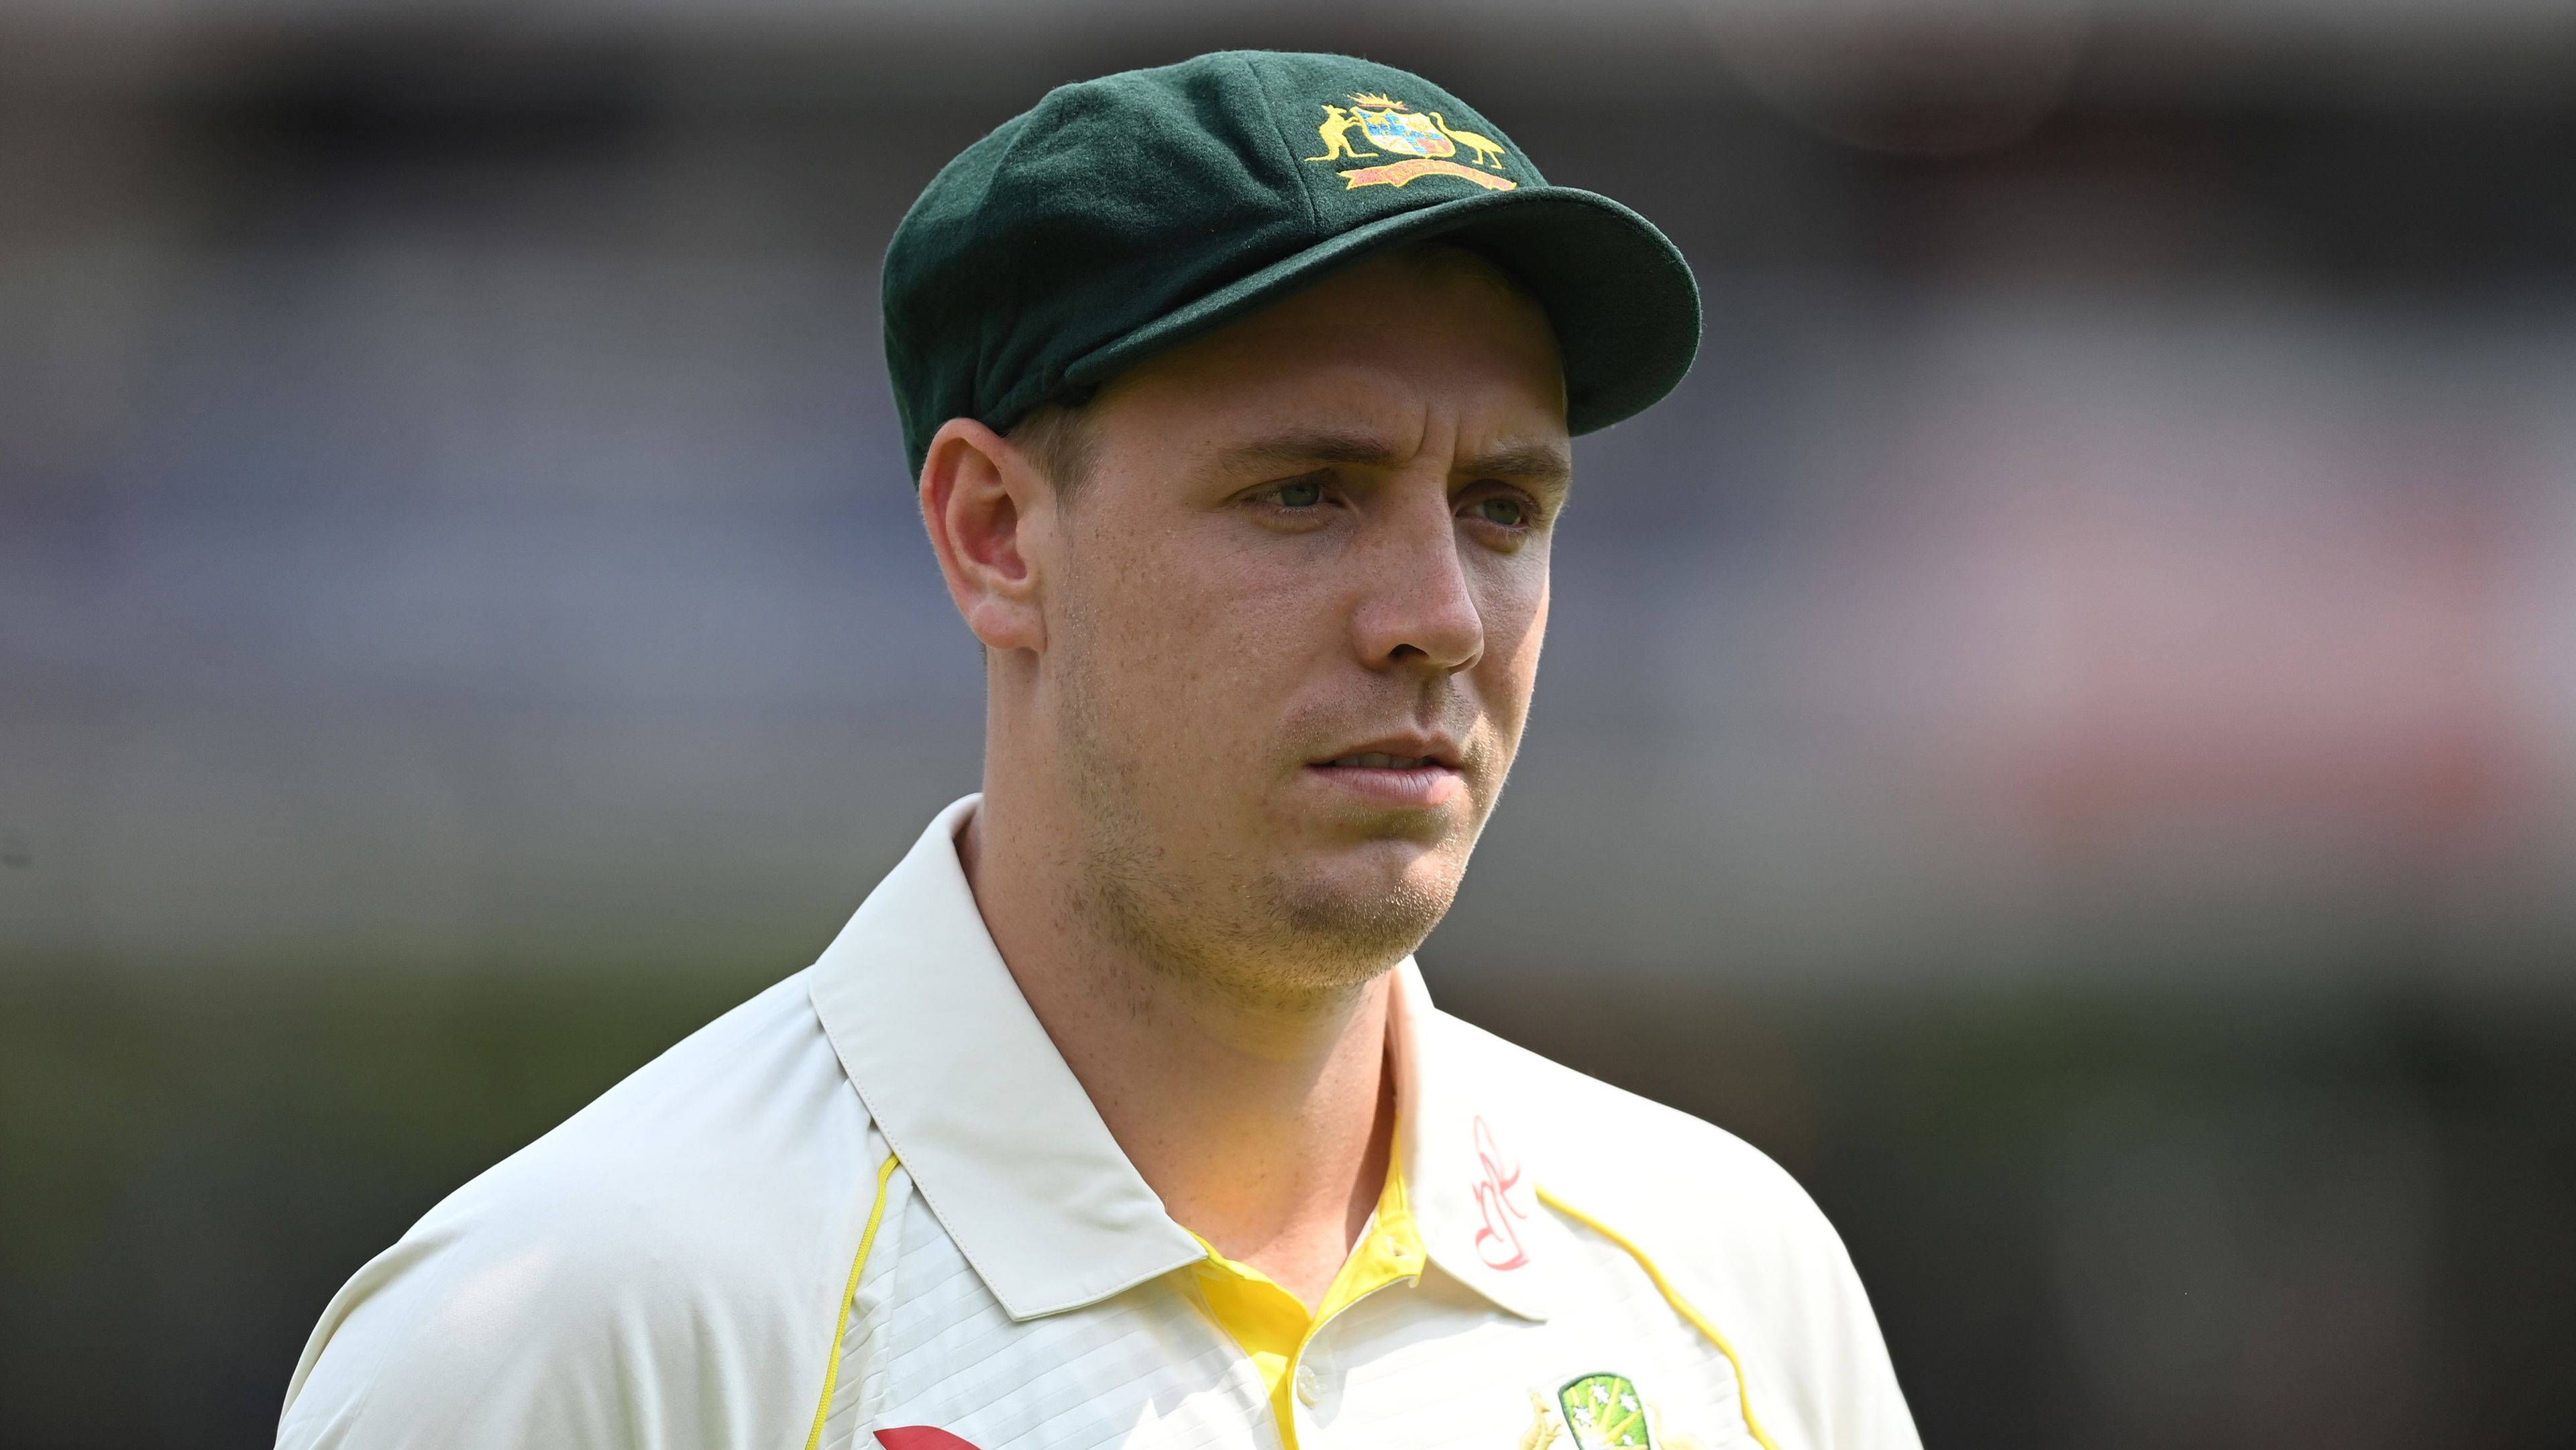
[882, 50, 1701, 478]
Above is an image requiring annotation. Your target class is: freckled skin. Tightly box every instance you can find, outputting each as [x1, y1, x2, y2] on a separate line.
[1039, 254, 1568, 998]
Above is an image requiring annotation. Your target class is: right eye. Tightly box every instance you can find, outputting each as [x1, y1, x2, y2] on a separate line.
[1269, 478, 1325, 508]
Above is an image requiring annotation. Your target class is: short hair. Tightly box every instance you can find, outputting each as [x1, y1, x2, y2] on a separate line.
[1006, 396, 1099, 501]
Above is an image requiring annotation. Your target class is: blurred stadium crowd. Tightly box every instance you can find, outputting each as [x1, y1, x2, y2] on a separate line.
[3, 1, 2574, 1445]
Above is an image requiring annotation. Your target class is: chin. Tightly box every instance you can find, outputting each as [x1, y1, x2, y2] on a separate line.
[1267, 841, 1464, 961]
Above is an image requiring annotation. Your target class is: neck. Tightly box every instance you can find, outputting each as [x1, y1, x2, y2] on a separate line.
[959, 787, 1396, 1310]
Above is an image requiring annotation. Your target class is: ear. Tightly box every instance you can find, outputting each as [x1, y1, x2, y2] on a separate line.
[919, 417, 1053, 654]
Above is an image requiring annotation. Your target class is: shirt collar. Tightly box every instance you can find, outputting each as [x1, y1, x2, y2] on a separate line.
[808, 795, 1554, 1323]
[1389, 955, 1556, 1321]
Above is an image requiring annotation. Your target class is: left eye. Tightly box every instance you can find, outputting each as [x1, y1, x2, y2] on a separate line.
[1471, 497, 1527, 527]
[1272, 478, 1325, 508]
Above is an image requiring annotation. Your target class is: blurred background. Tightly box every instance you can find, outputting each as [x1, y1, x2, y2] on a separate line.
[5, 0, 2575, 1445]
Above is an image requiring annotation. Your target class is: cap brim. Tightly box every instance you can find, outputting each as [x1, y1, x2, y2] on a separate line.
[1057, 184, 1701, 437]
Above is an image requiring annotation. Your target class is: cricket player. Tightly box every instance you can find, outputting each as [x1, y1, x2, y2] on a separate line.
[276, 50, 1919, 1450]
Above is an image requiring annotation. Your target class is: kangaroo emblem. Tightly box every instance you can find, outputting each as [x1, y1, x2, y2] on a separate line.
[1300, 93, 1519, 193]
[1305, 104, 1381, 163]
[1428, 113, 1507, 169]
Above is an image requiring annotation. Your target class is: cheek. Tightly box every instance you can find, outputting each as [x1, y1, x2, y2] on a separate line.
[1475, 558, 1550, 725]
[1143, 513, 1338, 633]
[1063, 523, 1328, 741]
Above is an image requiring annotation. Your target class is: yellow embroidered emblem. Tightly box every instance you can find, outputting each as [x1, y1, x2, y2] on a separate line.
[1305, 93, 1516, 193]
[1521, 1391, 1565, 1450]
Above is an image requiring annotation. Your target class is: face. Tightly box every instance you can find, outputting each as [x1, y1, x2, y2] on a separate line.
[1010, 249, 1568, 999]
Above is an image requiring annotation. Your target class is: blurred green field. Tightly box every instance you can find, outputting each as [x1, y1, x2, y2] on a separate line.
[0, 960, 783, 1447]
[5, 962, 2569, 1449]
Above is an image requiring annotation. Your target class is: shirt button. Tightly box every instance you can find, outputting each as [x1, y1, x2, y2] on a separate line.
[1293, 1363, 1322, 1406]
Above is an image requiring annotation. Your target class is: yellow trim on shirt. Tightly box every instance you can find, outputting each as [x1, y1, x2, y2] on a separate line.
[806, 1153, 904, 1450]
[1536, 1186, 1784, 1450]
[1187, 1152, 1424, 1450]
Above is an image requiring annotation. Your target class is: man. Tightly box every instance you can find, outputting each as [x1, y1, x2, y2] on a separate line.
[277, 51, 1919, 1450]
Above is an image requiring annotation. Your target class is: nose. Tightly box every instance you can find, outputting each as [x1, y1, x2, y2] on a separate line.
[1350, 493, 1484, 674]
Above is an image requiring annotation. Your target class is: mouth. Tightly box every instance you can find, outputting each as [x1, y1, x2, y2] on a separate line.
[1303, 738, 1469, 809]
[1321, 752, 1441, 770]
[1309, 737, 1464, 772]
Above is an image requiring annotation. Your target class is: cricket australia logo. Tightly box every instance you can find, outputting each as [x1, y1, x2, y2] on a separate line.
[1524, 1374, 1690, 1450]
[1305, 93, 1515, 192]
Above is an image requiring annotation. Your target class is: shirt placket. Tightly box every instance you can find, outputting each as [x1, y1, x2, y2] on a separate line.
[1276, 1222, 1422, 1450]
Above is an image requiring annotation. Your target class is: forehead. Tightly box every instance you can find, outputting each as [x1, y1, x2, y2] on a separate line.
[1090, 248, 1569, 456]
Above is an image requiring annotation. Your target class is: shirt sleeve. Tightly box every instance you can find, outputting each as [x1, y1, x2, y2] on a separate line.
[276, 1177, 833, 1450]
[276, 974, 871, 1450]
[1778, 1219, 1919, 1450]
[1689, 1149, 1923, 1450]
[279, 1219, 706, 1449]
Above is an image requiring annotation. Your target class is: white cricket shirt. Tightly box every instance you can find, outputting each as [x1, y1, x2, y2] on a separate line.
[278, 796, 1919, 1450]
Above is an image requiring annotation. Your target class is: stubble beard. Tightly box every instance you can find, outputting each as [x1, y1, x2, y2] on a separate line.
[1052, 628, 1460, 1012]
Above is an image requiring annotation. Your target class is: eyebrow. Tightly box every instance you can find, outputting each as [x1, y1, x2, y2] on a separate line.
[1461, 442, 1574, 488]
[1216, 429, 1573, 486]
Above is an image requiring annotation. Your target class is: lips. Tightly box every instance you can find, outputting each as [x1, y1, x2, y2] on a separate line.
[1310, 736, 1464, 772]
[1304, 735, 1468, 810]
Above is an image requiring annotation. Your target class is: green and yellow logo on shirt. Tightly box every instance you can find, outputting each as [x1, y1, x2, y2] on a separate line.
[1558, 1373, 1653, 1450]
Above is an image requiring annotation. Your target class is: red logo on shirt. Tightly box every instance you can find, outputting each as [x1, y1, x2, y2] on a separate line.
[877, 1429, 982, 1450]
[1470, 1115, 1530, 1270]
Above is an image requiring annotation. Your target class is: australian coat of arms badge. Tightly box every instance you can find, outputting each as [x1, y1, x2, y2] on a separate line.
[1304, 93, 1515, 192]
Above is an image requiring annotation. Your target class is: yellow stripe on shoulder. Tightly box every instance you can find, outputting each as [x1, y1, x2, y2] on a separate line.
[808, 1153, 904, 1450]
[1536, 1186, 1783, 1450]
